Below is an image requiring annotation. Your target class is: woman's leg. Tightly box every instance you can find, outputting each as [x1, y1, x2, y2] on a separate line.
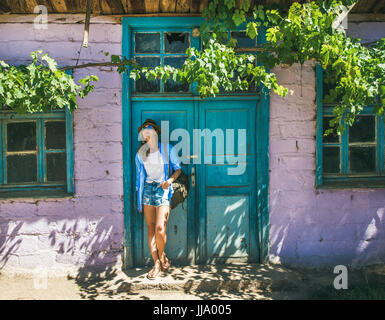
[155, 204, 170, 266]
[143, 204, 158, 263]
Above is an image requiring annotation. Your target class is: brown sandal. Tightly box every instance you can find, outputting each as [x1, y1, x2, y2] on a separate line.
[147, 259, 161, 280]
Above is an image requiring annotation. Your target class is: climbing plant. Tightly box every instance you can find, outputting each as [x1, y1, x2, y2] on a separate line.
[0, 50, 98, 113]
[129, 0, 385, 135]
[1, 0, 384, 136]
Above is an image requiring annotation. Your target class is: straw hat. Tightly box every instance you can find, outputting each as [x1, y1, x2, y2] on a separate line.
[137, 118, 161, 134]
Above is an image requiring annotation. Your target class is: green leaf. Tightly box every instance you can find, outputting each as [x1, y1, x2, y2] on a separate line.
[246, 22, 258, 39]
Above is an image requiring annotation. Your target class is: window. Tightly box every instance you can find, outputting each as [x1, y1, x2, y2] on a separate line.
[133, 31, 191, 94]
[0, 106, 74, 198]
[132, 26, 265, 95]
[315, 63, 385, 188]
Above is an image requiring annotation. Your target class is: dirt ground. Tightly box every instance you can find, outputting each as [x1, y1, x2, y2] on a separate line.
[1, 263, 385, 300]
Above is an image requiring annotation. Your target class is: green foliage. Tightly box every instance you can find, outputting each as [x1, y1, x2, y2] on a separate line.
[0, 50, 98, 113]
[1, 0, 384, 134]
[126, 0, 385, 135]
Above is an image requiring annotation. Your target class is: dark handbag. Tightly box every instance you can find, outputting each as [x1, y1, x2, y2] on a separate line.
[164, 143, 190, 210]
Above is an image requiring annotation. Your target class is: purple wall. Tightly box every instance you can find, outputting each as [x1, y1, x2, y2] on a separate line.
[268, 21, 385, 267]
[0, 17, 124, 276]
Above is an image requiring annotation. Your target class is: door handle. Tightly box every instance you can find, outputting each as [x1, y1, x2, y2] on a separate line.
[191, 167, 195, 187]
[188, 155, 198, 159]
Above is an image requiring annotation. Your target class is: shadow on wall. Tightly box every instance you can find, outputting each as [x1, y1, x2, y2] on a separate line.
[0, 220, 23, 269]
[269, 188, 385, 268]
[0, 197, 124, 286]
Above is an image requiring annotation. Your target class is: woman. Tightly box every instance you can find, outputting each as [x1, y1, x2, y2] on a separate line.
[135, 119, 182, 279]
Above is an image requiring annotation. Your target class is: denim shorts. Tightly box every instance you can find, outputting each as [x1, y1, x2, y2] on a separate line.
[143, 181, 170, 207]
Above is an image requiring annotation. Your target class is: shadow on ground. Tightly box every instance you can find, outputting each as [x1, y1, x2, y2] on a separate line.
[68, 263, 385, 300]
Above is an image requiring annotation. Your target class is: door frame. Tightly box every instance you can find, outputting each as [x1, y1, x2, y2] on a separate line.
[122, 17, 270, 269]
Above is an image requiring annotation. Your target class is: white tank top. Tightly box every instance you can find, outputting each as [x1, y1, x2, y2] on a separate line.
[143, 149, 164, 183]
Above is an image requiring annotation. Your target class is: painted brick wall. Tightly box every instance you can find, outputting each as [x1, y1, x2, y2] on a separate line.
[1, 16, 385, 274]
[0, 18, 124, 276]
[269, 21, 385, 267]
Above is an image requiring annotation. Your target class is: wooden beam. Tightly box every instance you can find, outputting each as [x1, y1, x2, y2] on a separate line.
[0, 1, 11, 13]
[20, 0, 39, 13]
[371, 0, 385, 14]
[348, 13, 385, 22]
[122, 0, 133, 12]
[190, 0, 201, 13]
[0, 13, 203, 24]
[63, 0, 84, 13]
[49, 0, 68, 12]
[176, 0, 190, 13]
[125, 0, 146, 13]
[0, 14, 121, 24]
[5, 0, 21, 13]
[160, 0, 176, 12]
[91, 0, 102, 13]
[143, 0, 160, 13]
[99, 0, 113, 14]
[36, 0, 54, 12]
[104, 0, 126, 13]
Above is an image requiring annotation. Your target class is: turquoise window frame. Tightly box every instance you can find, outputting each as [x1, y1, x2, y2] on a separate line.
[316, 63, 385, 188]
[0, 70, 74, 198]
[127, 16, 266, 97]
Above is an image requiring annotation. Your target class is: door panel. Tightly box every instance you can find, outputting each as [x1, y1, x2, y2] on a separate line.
[197, 99, 258, 263]
[132, 100, 194, 266]
[206, 194, 249, 258]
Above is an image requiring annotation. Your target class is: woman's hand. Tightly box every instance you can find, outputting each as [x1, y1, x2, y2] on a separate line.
[159, 169, 181, 189]
[159, 179, 172, 190]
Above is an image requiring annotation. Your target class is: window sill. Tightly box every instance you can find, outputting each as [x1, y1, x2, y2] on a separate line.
[317, 178, 385, 189]
[0, 189, 74, 200]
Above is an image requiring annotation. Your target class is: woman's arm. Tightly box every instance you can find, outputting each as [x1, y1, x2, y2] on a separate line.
[168, 168, 182, 184]
[159, 144, 182, 189]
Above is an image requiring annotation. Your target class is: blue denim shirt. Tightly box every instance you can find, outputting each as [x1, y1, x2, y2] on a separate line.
[135, 142, 181, 212]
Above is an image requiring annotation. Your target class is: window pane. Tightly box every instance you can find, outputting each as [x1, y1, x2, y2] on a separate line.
[163, 56, 189, 92]
[7, 154, 37, 183]
[7, 122, 36, 152]
[164, 32, 190, 54]
[135, 33, 160, 53]
[134, 57, 161, 93]
[231, 31, 257, 48]
[323, 117, 339, 143]
[349, 116, 375, 143]
[46, 153, 66, 182]
[349, 146, 376, 173]
[323, 146, 340, 173]
[45, 121, 66, 149]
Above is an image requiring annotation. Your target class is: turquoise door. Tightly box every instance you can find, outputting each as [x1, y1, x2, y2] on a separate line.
[122, 17, 270, 268]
